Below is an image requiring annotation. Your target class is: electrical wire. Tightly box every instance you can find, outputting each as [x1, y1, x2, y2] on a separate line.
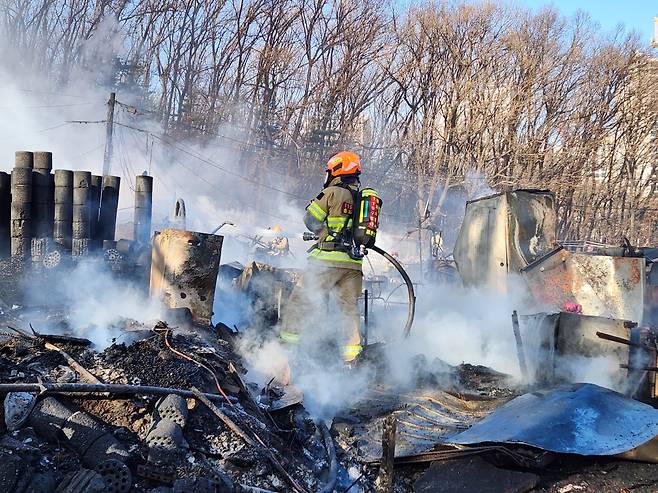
[0, 121, 72, 142]
[68, 119, 658, 219]
[0, 101, 98, 109]
[12, 88, 90, 99]
[121, 125, 306, 225]
[71, 143, 105, 159]
[114, 127, 135, 190]
[159, 327, 233, 407]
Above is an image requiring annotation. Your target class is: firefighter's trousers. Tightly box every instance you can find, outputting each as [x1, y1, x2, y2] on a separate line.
[279, 265, 363, 362]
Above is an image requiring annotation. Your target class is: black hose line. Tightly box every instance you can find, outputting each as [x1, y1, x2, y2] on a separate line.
[317, 422, 338, 493]
[370, 245, 416, 338]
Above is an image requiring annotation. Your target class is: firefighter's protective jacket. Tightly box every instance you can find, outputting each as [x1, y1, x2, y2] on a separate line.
[303, 177, 362, 271]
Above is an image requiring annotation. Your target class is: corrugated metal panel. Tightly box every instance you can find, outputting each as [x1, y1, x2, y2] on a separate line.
[451, 383, 658, 462]
[351, 387, 500, 461]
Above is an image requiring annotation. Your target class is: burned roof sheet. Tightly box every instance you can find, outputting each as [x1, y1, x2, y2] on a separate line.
[451, 383, 658, 460]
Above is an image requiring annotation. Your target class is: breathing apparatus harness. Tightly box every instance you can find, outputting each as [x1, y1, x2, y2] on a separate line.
[303, 183, 417, 337]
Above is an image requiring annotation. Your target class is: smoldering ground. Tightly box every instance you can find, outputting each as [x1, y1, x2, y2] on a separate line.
[225, 264, 529, 420]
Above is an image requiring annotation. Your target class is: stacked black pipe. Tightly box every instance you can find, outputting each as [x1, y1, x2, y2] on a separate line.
[72, 171, 91, 257]
[90, 175, 102, 250]
[10, 151, 33, 259]
[0, 171, 10, 257]
[54, 170, 73, 251]
[1, 150, 137, 262]
[133, 175, 153, 244]
[99, 176, 120, 246]
[31, 151, 54, 261]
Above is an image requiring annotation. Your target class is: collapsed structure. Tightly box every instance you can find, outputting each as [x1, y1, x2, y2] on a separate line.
[454, 189, 658, 401]
[1, 150, 658, 493]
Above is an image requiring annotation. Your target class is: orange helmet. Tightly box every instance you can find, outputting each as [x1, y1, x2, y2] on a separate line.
[326, 151, 361, 178]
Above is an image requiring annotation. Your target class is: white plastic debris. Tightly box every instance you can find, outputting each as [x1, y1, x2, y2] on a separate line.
[4, 392, 37, 432]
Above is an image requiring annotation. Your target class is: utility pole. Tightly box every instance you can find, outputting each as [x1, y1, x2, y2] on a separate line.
[417, 213, 423, 282]
[102, 92, 116, 176]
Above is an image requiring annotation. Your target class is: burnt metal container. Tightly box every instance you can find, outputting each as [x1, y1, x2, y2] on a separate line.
[149, 229, 223, 325]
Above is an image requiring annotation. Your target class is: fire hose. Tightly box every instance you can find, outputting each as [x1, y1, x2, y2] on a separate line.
[370, 244, 416, 338]
[303, 234, 416, 338]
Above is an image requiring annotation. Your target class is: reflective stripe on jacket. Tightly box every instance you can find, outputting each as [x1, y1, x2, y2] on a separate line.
[303, 180, 362, 271]
[280, 330, 362, 361]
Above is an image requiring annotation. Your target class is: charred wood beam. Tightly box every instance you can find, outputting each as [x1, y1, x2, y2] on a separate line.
[192, 388, 309, 493]
[596, 331, 657, 352]
[317, 422, 338, 493]
[374, 414, 397, 493]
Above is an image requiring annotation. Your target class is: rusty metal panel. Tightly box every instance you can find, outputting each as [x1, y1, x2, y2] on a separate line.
[453, 190, 556, 290]
[149, 229, 223, 324]
[520, 312, 631, 393]
[521, 247, 646, 322]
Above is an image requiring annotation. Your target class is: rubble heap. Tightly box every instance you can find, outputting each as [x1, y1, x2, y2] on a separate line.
[0, 321, 334, 492]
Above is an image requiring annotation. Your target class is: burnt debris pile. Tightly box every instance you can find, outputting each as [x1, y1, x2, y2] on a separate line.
[0, 146, 657, 493]
[0, 321, 338, 492]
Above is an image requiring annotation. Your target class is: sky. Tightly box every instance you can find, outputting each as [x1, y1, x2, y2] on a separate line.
[517, 0, 656, 44]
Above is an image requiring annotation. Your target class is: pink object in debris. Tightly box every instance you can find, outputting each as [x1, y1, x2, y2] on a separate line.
[564, 302, 583, 313]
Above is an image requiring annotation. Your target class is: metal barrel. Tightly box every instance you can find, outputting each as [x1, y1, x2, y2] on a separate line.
[133, 175, 152, 244]
[99, 176, 120, 241]
[72, 171, 91, 256]
[54, 170, 74, 250]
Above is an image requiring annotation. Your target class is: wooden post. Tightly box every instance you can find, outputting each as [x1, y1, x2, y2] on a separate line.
[102, 92, 116, 176]
[375, 414, 397, 493]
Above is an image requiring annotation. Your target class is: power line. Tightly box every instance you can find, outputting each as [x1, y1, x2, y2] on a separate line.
[69, 118, 658, 220]
[0, 121, 72, 142]
[0, 101, 98, 109]
[11, 88, 90, 99]
[157, 140, 303, 226]
[112, 121, 304, 200]
[71, 143, 104, 159]
[120, 123, 305, 226]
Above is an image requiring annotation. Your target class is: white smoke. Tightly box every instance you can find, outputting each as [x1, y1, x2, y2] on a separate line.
[20, 259, 163, 347]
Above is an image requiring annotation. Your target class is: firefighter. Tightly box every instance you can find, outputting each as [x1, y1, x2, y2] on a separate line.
[279, 151, 364, 368]
[268, 225, 290, 257]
